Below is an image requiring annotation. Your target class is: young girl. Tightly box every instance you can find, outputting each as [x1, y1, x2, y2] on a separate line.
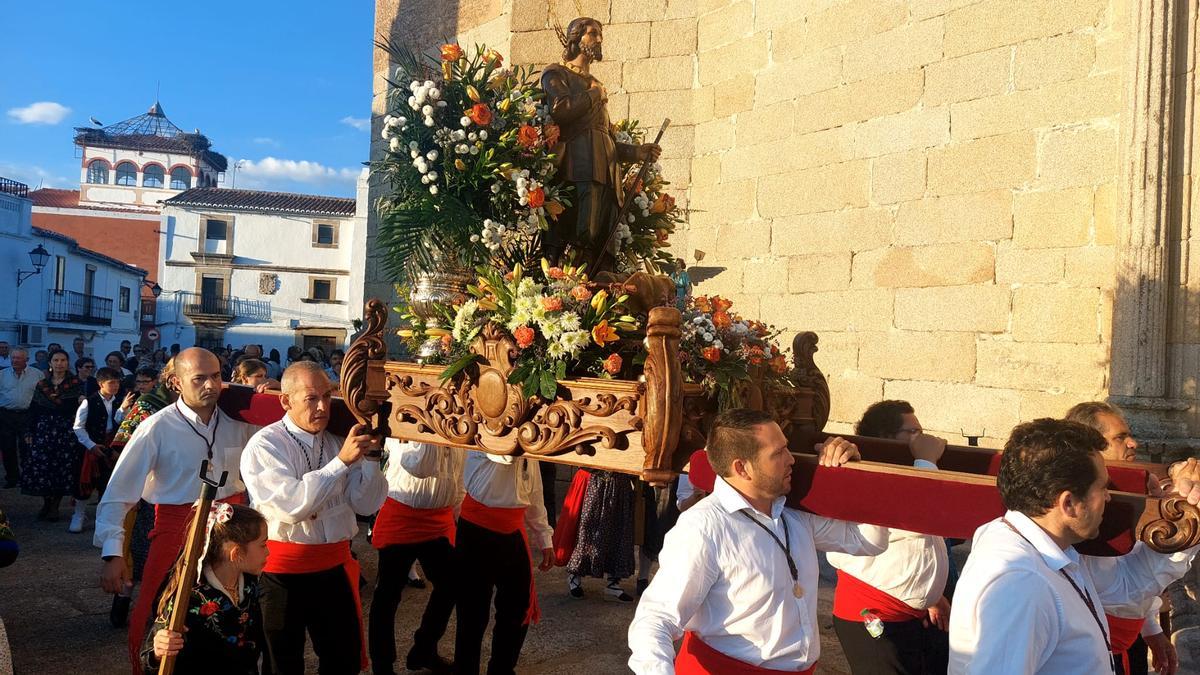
[141, 503, 269, 675]
[231, 358, 269, 389]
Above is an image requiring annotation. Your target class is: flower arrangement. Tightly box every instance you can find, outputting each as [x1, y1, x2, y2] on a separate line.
[399, 259, 639, 399]
[611, 119, 683, 273]
[374, 39, 570, 282]
[680, 294, 792, 409]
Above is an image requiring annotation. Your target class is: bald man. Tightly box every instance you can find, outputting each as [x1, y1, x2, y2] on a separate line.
[96, 347, 260, 674]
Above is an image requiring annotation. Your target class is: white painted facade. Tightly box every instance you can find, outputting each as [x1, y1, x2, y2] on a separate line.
[79, 145, 219, 210]
[156, 172, 368, 356]
[0, 185, 147, 355]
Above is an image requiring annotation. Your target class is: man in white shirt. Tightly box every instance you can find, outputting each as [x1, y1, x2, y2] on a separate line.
[828, 400, 951, 674]
[0, 348, 41, 488]
[455, 451, 554, 675]
[628, 408, 890, 674]
[67, 367, 134, 533]
[948, 418, 1200, 674]
[240, 361, 387, 675]
[96, 347, 259, 674]
[369, 440, 464, 675]
[0, 341, 12, 369]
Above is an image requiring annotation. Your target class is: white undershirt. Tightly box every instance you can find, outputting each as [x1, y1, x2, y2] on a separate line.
[382, 439, 464, 510]
[462, 451, 553, 551]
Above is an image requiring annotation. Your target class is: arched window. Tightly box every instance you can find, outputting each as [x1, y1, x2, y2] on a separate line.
[169, 167, 191, 190]
[143, 165, 164, 188]
[115, 162, 137, 186]
[86, 160, 109, 184]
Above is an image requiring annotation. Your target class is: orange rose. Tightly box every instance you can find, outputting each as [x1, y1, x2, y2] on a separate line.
[517, 124, 539, 149]
[543, 124, 560, 147]
[656, 228, 670, 245]
[570, 285, 593, 302]
[547, 266, 565, 280]
[712, 296, 733, 313]
[513, 325, 535, 349]
[769, 354, 788, 374]
[693, 296, 712, 313]
[651, 193, 676, 214]
[468, 103, 492, 126]
[747, 346, 765, 366]
[545, 200, 565, 219]
[527, 186, 545, 209]
[541, 296, 563, 311]
[483, 48, 503, 65]
[603, 353, 623, 375]
[702, 346, 722, 363]
[592, 320, 620, 347]
[440, 44, 464, 61]
[712, 310, 732, 329]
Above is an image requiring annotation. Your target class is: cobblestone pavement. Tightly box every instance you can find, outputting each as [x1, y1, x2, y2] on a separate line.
[0, 486, 852, 674]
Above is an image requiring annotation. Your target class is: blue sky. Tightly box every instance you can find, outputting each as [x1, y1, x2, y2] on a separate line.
[0, 2, 375, 197]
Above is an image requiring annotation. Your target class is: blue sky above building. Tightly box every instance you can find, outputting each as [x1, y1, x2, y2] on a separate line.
[0, 1, 374, 197]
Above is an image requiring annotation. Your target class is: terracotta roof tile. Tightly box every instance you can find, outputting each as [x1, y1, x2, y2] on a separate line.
[29, 189, 155, 214]
[163, 187, 356, 216]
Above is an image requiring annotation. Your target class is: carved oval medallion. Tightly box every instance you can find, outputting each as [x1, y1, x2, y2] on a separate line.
[475, 367, 509, 420]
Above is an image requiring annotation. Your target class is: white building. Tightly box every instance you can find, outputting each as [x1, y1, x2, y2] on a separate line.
[0, 177, 148, 355]
[157, 172, 367, 356]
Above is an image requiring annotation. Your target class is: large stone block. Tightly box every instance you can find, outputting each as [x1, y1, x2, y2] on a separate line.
[603, 22, 654, 60]
[805, 0, 908, 54]
[1036, 125, 1119, 189]
[772, 207, 893, 255]
[950, 74, 1120, 141]
[871, 149, 927, 204]
[909, 0, 993, 21]
[976, 340, 1108, 392]
[1019, 390, 1094, 422]
[943, 0, 1106, 58]
[852, 242, 995, 288]
[853, 106, 950, 159]
[714, 220, 772, 259]
[755, 0, 807, 31]
[858, 330, 977, 382]
[1064, 246, 1116, 290]
[713, 76, 757, 117]
[692, 85, 716, 123]
[786, 252, 853, 293]
[698, 0, 753, 49]
[895, 190, 1013, 244]
[1014, 32, 1096, 90]
[755, 48, 843, 107]
[1013, 186, 1093, 248]
[883, 379, 1022, 440]
[651, 18, 699, 57]
[629, 89, 696, 127]
[829, 373, 886, 428]
[1093, 182, 1116, 245]
[843, 17, 944, 83]
[793, 69, 924, 135]
[511, 0, 549, 32]
[613, 0, 695, 23]
[759, 288, 895, 332]
[549, 0, 612, 24]
[924, 47, 1012, 106]
[720, 142, 790, 182]
[802, 330, 861, 374]
[689, 179, 757, 230]
[659, 124, 695, 160]
[742, 257, 792, 294]
[735, 100, 797, 147]
[1011, 286, 1101, 342]
[757, 160, 870, 217]
[894, 285, 1011, 332]
[510, 30, 563, 64]
[694, 118, 735, 155]
[698, 32, 770, 86]
[994, 243, 1066, 284]
[623, 55, 695, 92]
[927, 132, 1036, 195]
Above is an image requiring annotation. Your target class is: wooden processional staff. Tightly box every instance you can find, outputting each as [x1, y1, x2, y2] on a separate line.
[158, 461, 228, 675]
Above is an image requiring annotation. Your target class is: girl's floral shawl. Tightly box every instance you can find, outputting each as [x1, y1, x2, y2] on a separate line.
[32, 373, 82, 413]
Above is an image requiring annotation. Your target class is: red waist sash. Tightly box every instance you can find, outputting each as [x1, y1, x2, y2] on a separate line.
[372, 498, 456, 548]
[552, 468, 591, 566]
[675, 631, 816, 674]
[263, 539, 366, 670]
[460, 494, 539, 625]
[832, 570, 926, 623]
[1106, 613, 1145, 653]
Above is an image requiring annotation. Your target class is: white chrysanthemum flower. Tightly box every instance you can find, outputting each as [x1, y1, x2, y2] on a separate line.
[470, 145, 479, 155]
[426, 150, 438, 161]
[409, 141, 419, 151]
[546, 342, 566, 359]
[490, 183, 501, 193]
[559, 313, 581, 332]
[452, 300, 479, 341]
[408, 96, 418, 110]
[428, 87, 440, 99]
[427, 171, 438, 181]
[479, 130, 488, 140]
[429, 185, 438, 195]
[423, 117, 435, 127]
[460, 116, 472, 128]
[389, 137, 402, 152]
[421, 105, 433, 116]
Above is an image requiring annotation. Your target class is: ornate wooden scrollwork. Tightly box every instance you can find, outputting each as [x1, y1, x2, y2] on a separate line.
[1138, 497, 1200, 553]
[791, 332, 830, 432]
[641, 306, 684, 486]
[341, 299, 390, 428]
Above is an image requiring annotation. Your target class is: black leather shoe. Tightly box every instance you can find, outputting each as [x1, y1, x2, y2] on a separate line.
[406, 577, 427, 590]
[636, 578, 650, 596]
[405, 654, 453, 673]
[110, 594, 132, 628]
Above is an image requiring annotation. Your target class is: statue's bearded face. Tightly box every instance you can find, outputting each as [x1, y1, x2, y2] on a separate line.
[580, 24, 603, 62]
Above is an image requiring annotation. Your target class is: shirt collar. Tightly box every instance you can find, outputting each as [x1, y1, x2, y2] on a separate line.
[1003, 510, 1078, 571]
[713, 476, 787, 520]
[175, 400, 219, 429]
[202, 564, 244, 604]
[282, 414, 318, 447]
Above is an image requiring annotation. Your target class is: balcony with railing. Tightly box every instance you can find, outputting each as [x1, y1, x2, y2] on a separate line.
[0, 177, 29, 199]
[46, 290, 113, 325]
[178, 291, 271, 324]
[140, 298, 157, 327]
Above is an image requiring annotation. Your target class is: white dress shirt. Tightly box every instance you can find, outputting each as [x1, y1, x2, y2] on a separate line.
[1102, 541, 1165, 637]
[241, 416, 387, 545]
[827, 458, 947, 610]
[675, 473, 695, 509]
[72, 395, 127, 449]
[628, 476, 890, 674]
[0, 355, 11, 369]
[948, 510, 1199, 674]
[383, 438, 464, 510]
[0, 366, 43, 410]
[462, 451, 554, 551]
[96, 401, 258, 558]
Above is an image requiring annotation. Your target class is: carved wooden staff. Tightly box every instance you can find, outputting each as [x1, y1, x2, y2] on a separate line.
[159, 461, 227, 675]
[587, 118, 671, 277]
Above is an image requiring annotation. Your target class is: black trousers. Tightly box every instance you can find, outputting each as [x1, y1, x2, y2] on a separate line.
[0, 408, 27, 484]
[1116, 634, 1149, 675]
[260, 565, 361, 675]
[453, 519, 533, 675]
[368, 537, 455, 674]
[832, 615, 948, 675]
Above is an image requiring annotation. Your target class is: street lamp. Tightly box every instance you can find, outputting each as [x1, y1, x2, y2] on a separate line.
[16, 244, 49, 287]
[143, 280, 162, 297]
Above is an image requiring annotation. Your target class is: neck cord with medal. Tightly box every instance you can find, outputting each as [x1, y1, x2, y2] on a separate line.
[739, 509, 804, 599]
[175, 400, 220, 461]
[1001, 518, 1114, 669]
[283, 424, 325, 473]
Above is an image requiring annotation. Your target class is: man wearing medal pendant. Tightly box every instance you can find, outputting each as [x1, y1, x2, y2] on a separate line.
[948, 418, 1200, 674]
[629, 408, 890, 674]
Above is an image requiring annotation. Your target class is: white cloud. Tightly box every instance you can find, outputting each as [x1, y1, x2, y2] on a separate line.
[252, 137, 281, 147]
[0, 161, 74, 189]
[340, 116, 370, 131]
[233, 157, 360, 191]
[7, 101, 71, 125]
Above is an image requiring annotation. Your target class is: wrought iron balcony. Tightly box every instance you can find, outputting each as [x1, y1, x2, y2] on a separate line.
[0, 177, 29, 199]
[177, 291, 271, 324]
[140, 298, 157, 327]
[46, 290, 113, 325]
